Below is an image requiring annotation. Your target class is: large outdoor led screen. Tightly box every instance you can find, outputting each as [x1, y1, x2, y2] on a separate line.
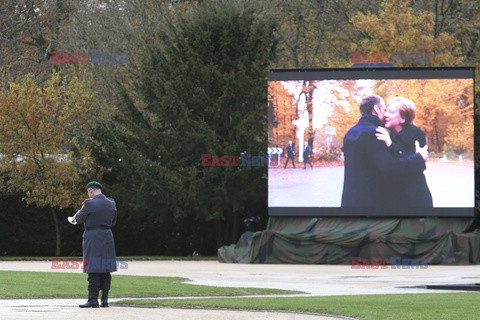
[268, 67, 475, 216]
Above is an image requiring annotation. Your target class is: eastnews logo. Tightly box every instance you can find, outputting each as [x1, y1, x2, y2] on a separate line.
[51, 51, 128, 64]
[201, 153, 268, 167]
[51, 257, 128, 269]
[351, 257, 428, 269]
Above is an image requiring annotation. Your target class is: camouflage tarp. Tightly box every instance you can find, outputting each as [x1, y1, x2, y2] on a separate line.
[218, 231, 255, 263]
[218, 217, 479, 264]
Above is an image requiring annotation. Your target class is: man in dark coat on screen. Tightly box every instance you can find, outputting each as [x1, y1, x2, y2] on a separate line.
[341, 95, 429, 210]
[284, 140, 296, 168]
[303, 141, 313, 169]
[70, 181, 117, 308]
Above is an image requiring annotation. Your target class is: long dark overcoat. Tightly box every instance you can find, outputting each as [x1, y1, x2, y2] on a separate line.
[387, 123, 433, 208]
[75, 194, 117, 273]
[341, 114, 426, 208]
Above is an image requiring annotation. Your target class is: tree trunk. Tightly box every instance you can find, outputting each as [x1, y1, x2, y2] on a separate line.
[215, 220, 224, 248]
[51, 208, 61, 256]
[305, 81, 315, 144]
[230, 211, 240, 244]
[433, 0, 439, 38]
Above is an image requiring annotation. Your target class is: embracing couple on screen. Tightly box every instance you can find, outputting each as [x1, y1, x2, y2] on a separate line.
[341, 94, 433, 210]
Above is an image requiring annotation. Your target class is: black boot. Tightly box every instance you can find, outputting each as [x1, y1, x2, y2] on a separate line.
[101, 290, 109, 307]
[79, 295, 99, 308]
[80, 274, 100, 308]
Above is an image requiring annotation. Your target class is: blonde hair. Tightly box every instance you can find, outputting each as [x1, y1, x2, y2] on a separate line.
[387, 96, 416, 125]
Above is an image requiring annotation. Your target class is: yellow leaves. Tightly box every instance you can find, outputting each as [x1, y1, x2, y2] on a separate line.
[268, 81, 296, 147]
[444, 120, 474, 154]
[351, 12, 380, 37]
[385, 78, 474, 154]
[350, 0, 461, 67]
[1, 74, 61, 155]
[13, 160, 85, 209]
[0, 69, 105, 209]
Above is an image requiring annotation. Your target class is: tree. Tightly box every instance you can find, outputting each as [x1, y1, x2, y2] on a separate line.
[381, 78, 474, 154]
[301, 81, 316, 145]
[269, 0, 376, 68]
[327, 80, 363, 142]
[0, 0, 83, 80]
[268, 81, 297, 147]
[115, 0, 279, 247]
[0, 69, 105, 255]
[351, 0, 461, 66]
[411, 0, 480, 65]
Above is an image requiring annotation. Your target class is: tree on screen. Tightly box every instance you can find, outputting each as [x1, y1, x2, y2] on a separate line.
[327, 80, 364, 143]
[268, 81, 297, 148]
[385, 79, 474, 154]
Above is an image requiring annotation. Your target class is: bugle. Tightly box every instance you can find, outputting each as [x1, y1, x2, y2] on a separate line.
[67, 210, 81, 225]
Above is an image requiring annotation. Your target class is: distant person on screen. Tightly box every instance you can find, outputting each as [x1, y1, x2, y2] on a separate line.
[375, 97, 433, 208]
[284, 140, 296, 168]
[303, 141, 313, 169]
[341, 95, 429, 208]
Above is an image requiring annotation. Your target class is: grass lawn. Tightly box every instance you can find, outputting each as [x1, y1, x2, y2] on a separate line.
[115, 292, 479, 320]
[2, 270, 477, 320]
[0, 271, 298, 298]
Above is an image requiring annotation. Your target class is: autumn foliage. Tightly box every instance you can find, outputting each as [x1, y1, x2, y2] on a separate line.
[269, 78, 474, 158]
[0, 0, 478, 255]
[0, 70, 103, 208]
[0, 69, 105, 255]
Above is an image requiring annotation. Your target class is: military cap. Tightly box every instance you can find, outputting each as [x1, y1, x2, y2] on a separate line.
[86, 181, 102, 190]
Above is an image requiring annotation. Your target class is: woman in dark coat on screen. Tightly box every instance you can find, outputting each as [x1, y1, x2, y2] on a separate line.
[375, 96, 433, 208]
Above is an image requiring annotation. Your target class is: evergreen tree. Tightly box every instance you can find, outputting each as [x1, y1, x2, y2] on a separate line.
[93, 0, 278, 251]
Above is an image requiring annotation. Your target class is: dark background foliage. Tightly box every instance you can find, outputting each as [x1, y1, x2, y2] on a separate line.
[0, 0, 478, 256]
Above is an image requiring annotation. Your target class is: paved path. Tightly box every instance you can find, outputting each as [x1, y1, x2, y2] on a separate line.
[268, 162, 474, 207]
[1, 260, 480, 319]
[0, 298, 351, 320]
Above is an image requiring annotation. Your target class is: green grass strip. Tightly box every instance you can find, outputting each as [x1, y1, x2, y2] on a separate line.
[116, 292, 478, 320]
[0, 271, 300, 298]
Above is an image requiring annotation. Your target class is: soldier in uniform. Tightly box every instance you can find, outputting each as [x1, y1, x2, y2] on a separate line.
[70, 181, 117, 308]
